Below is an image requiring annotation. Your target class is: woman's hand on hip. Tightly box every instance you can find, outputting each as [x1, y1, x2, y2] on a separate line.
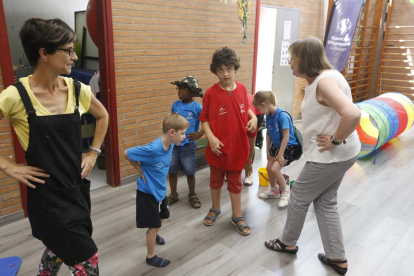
[317, 134, 336, 152]
[81, 151, 99, 179]
[2, 163, 49, 189]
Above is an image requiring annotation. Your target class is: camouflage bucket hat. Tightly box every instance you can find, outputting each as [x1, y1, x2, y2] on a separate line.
[171, 76, 203, 98]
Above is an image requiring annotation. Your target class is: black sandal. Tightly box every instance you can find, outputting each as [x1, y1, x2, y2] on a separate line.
[318, 253, 348, 275]
[264, 238, 298, 254]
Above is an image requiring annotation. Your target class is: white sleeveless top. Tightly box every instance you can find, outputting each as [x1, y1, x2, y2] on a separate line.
[301, 70, 361, 163]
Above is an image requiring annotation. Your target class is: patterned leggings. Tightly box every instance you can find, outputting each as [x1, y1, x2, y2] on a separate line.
[37, 248, 99, 276]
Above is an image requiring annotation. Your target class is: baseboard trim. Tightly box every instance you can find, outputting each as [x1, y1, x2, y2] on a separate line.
[120, 161, 209, 186]
[0, 210, 25, 227]
[121, 173, 139, 185]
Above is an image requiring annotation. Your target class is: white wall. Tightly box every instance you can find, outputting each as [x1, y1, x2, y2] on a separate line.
[3, 0, 90, 65]
[255, 7, 277, 93]
[75, 11, 99, 71]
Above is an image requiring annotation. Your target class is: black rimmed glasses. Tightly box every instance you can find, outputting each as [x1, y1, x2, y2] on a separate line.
[56, 47, 76, 57]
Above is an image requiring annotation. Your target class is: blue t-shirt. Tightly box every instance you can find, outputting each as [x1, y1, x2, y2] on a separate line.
[171, 100, 202, 146]
[266, 108, 298, 148]
[126, 137, 174, 202]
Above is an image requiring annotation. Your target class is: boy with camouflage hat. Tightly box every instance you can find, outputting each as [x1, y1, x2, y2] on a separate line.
[168, 76, 205, 209]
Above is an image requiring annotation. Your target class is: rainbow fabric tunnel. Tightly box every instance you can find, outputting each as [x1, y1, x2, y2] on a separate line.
[356, 93, 414, 158]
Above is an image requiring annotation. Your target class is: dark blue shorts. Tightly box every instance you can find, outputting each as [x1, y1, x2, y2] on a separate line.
[168, 142, 197, 176]
[136, 190, 169, 229]
[269, 143, 301, 166]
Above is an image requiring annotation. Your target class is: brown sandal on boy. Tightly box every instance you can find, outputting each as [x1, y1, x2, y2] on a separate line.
[188, 194, 201, 209]
[167, 193, 179, 206]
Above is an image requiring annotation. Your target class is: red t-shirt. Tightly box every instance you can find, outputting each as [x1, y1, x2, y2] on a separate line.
[199, 82, 251, 171]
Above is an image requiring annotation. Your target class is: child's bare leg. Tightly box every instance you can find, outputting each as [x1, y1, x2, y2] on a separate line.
[187, 175, 196, 196]
[269, 161, 286, 191]
[230, 192, 242, 218]
[204, 188, 221, 224]
[266, 159, 278, 188]
[168, 173, 178, 196]
[187, 175, 200, 208]
[211, 187, 221, 209]
[270, 161, 290, 208]
[229, 192, 250, 234]
[155, 219, 165, 245]
[146, 225, 170, 267]
[146, 227, 159, 258]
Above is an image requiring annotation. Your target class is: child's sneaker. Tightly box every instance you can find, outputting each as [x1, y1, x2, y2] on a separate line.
[259, 186, 281, 199]
[244, 175, 253, 186]
[278, 185, 290, 208]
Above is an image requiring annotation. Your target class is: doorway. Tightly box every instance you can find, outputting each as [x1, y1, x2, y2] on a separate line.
[255, 6, 300, 114]
[0, 0, 120, 217]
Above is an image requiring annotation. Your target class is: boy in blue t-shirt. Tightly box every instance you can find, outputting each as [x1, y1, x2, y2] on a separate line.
[124, 113, 189, 268]
[167, 76, 204, 209]
[253, 91, 300, 208]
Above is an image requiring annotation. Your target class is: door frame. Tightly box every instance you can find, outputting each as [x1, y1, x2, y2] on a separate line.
[96, 0, 120, 188]
[252, 0, 261, 95]
[0, 0, 28, 216]
[0, 0, 120, 217]
[254, 4, 300, 114]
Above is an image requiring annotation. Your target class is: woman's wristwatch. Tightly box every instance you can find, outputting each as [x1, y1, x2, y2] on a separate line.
[330, 136, 346, 145]
[89, 146, 102, 155]
[246, 160, 253, 164]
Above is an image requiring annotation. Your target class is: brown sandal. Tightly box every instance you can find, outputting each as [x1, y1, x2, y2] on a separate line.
[167, 193, 179, 206]
[188, 194, 201, 209]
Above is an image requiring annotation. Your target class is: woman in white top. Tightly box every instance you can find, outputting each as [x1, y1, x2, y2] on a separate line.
[264, 37, 361, 276]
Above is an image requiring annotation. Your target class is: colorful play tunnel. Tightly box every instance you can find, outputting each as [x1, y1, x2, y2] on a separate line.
[356, 93, 414, 158]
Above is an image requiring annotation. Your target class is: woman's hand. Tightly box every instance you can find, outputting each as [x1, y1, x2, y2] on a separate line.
[2, 163, 49, 189]
[81, 151, 99, 179]
[317, 134, 336, 152]
[208, 134, 224, 156]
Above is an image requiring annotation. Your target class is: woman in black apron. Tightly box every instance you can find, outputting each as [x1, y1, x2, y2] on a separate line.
[0, 19, 108, 275]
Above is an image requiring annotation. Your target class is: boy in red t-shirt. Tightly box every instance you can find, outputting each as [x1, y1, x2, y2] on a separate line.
[199, 47, 257, 236]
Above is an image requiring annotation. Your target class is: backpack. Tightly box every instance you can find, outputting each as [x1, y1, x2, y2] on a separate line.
[278, 110, 303, 161]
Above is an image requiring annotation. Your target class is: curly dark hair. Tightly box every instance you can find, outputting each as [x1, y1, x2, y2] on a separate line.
[210, 46, 241, 74]
[19, 18, 77, 67]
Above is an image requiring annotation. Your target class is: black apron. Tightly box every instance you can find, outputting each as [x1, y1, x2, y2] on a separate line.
[13, 81, 97, 266]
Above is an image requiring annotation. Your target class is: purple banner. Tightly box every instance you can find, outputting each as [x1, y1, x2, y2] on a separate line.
[324, 0, 364, 71]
